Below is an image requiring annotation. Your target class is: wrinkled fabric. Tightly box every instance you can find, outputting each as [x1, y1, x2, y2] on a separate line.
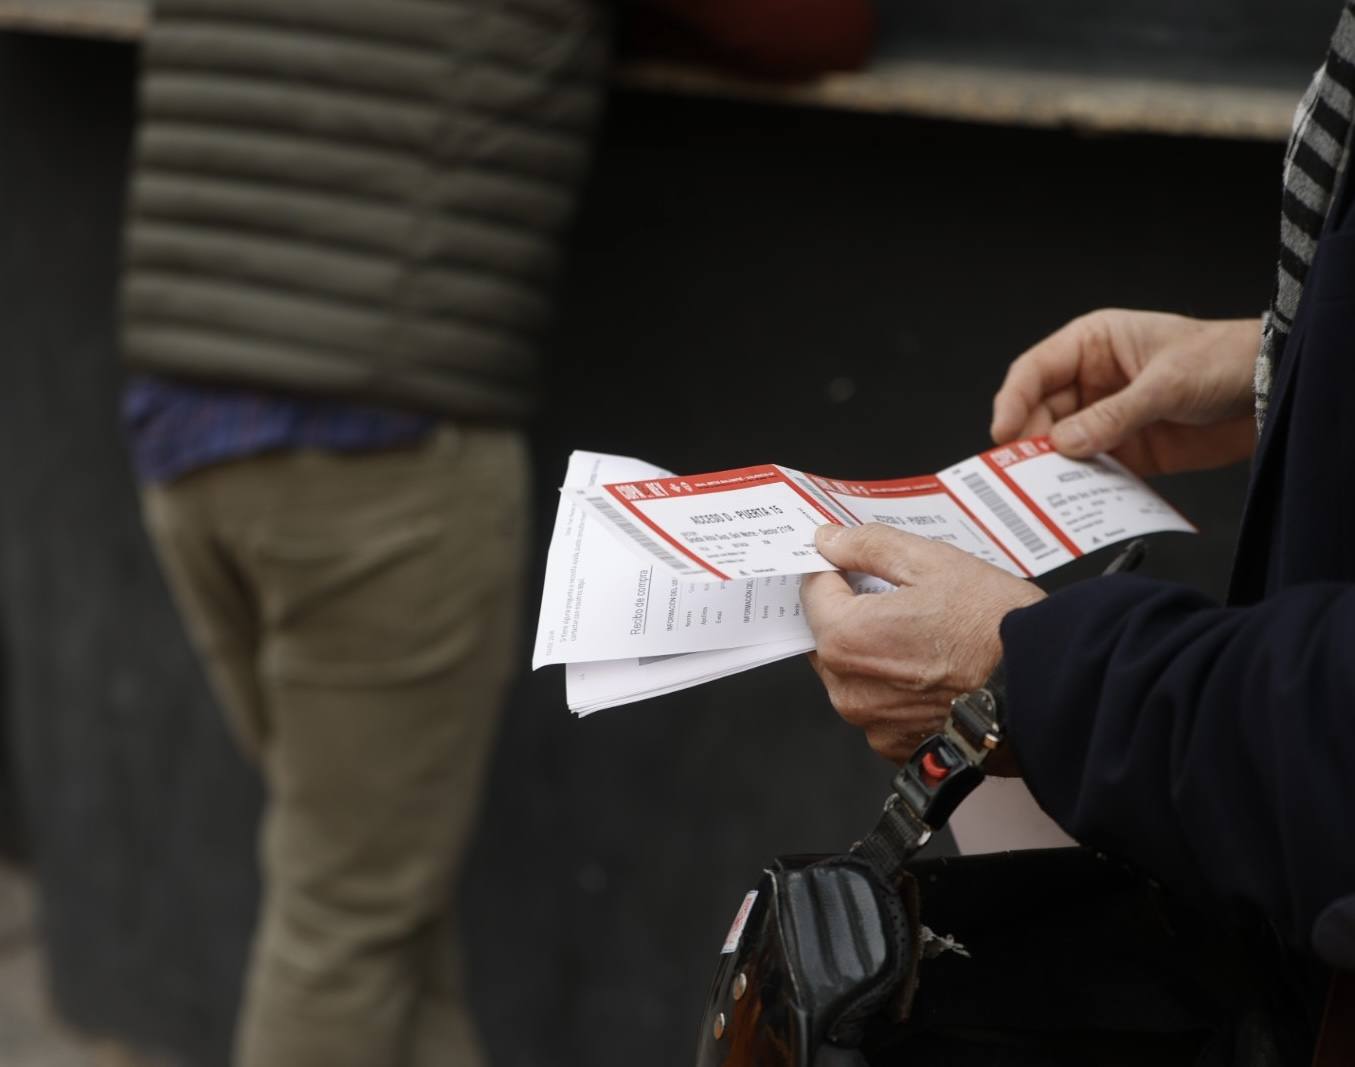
[123, 373, 436, 483]
[1001, 1, 1355, 1046]
[121, 0, 610, 419]
[142, 425, 528, 1067]
[1003, 576, 1355, 970]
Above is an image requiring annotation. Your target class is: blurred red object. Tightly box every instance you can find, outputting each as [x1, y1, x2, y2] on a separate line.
[621, 0, 877, 81]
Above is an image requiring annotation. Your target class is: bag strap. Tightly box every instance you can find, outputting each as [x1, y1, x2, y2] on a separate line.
[849, 658, 1003, 880]
[1312, 971, 1355, 1067]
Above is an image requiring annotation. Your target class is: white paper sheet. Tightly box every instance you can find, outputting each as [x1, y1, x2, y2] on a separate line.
[565, 637, 815, 716]
[533, 453, 823, 669]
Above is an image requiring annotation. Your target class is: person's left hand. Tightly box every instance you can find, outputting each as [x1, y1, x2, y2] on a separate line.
[802, 523, 1044, 764]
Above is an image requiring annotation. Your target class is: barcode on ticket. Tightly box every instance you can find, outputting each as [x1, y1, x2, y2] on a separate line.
[960, 471, 1049, 556]
[585, 495, 698, 573]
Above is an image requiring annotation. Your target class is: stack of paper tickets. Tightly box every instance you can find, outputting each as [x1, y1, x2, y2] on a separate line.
[533, 440, 1193, 713]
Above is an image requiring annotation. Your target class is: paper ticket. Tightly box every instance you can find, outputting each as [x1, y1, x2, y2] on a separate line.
[536, 451, 888, 670]
[572, 437, 1194, 581]
[564, 465, 843, 581]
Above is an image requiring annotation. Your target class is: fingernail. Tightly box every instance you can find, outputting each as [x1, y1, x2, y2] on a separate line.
[1051, 419, 1089, 454]
[815, 524, 843, 548]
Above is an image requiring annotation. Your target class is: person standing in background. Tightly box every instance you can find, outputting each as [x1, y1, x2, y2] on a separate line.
[120, 3, 609, 1064]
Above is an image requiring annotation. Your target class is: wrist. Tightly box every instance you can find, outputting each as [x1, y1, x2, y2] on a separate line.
[1215, 317, 1264, 417]
[963, 582, 1045, 691]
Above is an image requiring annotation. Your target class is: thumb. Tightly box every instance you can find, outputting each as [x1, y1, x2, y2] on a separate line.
[1049, 379, 1160, 458]
[814, 523, 916, 585]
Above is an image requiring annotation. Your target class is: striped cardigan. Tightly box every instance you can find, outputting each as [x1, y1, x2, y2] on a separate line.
[1257, 0, 1355, 424]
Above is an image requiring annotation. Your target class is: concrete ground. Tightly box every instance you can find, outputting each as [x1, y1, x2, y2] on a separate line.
[0, 863, 167, 1067]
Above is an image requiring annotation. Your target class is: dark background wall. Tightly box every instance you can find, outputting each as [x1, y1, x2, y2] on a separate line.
[872, 0, 1339, 83]
[0, 26, 1281, 1067]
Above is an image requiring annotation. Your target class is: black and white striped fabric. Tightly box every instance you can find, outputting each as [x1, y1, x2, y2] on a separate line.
[1256, 0, 1355, 425]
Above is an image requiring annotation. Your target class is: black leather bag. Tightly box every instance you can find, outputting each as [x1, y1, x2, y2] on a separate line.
[696, 847, 1312, 1067]
[694, 560, 1312, 1067]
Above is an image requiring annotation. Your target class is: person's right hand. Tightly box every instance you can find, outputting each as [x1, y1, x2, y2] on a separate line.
[990, 309, 1262, 477]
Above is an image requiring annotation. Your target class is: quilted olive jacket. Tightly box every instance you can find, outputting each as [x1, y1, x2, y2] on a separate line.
[122, 0, 609, 419]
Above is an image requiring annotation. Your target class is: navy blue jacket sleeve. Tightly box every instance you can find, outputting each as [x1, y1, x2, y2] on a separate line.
[1000, 574, 1355, 966]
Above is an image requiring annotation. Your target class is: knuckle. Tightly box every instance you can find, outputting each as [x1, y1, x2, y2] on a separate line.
[1079, 307, 1119, 330]
[1150, 359, 1188, 400]
[1066, 311, 1099, 344]
[1086, 399, 1122, 430]
[865, 730, 900, 760]
[1073, 311, 1115, 364]
[816, 628, 852, 670]
[860, 522, 907, 567]
[913, 661, 948, 693]
[857, 522, 891, 547]
[837, 701, 871, 728]
[832, 689, 873, 725]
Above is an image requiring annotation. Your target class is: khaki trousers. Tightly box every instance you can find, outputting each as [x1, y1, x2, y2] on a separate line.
[142, 425, 527, 1067]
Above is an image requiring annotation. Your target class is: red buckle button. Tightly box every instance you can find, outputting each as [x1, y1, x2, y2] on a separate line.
[921, 751, 951, 783]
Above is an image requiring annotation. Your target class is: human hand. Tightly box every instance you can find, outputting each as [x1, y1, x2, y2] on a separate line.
[990, 310, 1261, 476]
[802, 523, 1043, 766]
